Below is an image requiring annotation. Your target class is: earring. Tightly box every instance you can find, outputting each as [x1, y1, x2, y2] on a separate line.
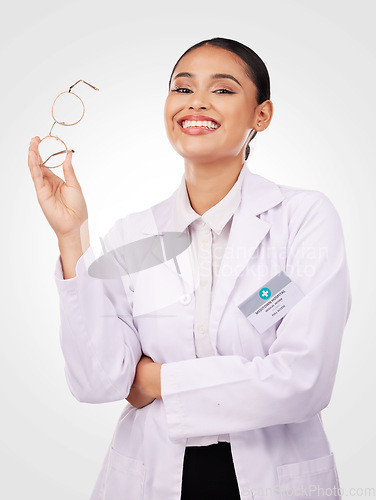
[257, 121, 261, 127]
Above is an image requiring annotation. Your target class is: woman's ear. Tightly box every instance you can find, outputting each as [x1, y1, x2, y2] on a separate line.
[255, 100, 273, 131]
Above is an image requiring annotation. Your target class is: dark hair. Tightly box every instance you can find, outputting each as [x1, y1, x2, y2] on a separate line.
[168, 37, 271, 160]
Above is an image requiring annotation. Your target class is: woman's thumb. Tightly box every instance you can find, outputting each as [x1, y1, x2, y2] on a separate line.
[62, 150, 80, 187]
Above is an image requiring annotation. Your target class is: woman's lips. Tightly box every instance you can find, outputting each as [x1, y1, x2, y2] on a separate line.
[178, 122, 220, 135]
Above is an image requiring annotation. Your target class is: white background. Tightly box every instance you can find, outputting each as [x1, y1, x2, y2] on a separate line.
[1, 0, 375, 497]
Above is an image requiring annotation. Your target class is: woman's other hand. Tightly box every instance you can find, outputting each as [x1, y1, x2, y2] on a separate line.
[126, 355, 162, 409]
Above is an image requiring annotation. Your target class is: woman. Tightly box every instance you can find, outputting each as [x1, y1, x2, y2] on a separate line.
[28, 38, 351, 500]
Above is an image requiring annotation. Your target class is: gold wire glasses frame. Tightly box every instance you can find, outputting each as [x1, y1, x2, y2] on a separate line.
[39, 80, 99, 168]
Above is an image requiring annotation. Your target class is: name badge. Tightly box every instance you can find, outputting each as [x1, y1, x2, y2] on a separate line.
[238, 271, 305, 334]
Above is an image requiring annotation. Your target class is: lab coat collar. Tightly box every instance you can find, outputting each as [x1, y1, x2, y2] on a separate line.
[173, 163, 246, 236]
[144, 162, 285, 235]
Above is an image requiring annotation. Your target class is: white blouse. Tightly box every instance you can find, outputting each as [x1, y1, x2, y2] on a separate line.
[172, 164, 246, 446]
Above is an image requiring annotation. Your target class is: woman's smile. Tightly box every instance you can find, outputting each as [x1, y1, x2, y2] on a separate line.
[178, 114, 221, 135]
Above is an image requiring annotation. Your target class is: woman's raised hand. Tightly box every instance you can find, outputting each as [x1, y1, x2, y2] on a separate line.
[28, 136, 89, 241]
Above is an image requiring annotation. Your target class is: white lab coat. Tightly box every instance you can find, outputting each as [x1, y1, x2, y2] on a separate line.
[54, 163, 351, 499]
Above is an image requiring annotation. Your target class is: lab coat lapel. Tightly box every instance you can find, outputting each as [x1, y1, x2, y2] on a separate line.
[209, 167, 284, 350]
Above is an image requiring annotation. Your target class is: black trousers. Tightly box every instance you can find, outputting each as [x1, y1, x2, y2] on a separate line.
[180, 442, 241, 500]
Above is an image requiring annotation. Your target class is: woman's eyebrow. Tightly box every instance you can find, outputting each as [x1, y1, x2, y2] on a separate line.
[173, 72, 242, 87]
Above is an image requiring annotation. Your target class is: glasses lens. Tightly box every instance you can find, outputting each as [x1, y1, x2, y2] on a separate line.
[39, 136, 67, 168]
[52, 91, 84, 126]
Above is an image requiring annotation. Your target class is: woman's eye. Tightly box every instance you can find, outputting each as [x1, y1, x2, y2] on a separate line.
[171, 87, 192, 93]
[214, 89, 235, 94]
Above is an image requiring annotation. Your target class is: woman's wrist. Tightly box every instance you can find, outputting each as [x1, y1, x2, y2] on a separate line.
[57, 220, 90, 251]
[57, 224, 90, 279]
[58, 238, 90, 280]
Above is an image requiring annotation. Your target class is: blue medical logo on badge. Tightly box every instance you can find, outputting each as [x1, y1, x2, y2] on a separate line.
[259, 287, 271, 300]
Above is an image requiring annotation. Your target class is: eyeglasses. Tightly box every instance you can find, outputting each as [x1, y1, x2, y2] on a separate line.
[39, 80, 99, 168]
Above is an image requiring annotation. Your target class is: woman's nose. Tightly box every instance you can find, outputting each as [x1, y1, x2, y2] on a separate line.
[188, 90, 209, 110]
[190, 104, 207, 110]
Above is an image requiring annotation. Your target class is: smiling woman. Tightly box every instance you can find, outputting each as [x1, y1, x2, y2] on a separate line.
[28, 37, 351, 500]
[164, 39, 272, 177]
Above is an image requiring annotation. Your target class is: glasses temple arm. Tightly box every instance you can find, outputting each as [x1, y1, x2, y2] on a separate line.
[68, 80, 99, 93]
[40, 149, 75, 166]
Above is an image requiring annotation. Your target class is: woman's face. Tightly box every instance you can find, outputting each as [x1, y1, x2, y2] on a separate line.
[164, 45, 263, 163]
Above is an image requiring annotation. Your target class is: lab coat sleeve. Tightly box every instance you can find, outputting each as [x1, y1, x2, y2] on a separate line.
[54, 216, 142, 403]
[160, 191, 352, 440]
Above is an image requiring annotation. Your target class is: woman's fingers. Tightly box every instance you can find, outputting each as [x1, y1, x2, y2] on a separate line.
[62, 149, 80, 188]
[28, 137, 64, 205]
[28, 137, 44, 192]
[28, 137, 77, 189]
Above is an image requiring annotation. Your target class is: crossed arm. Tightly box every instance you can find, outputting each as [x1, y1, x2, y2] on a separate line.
[125, 355, 162, 408]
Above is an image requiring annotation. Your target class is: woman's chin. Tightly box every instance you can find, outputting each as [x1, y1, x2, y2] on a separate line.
[176, 147, 223, 161]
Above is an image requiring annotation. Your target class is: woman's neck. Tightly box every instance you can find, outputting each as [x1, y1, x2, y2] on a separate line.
[183, 158, 244, 216]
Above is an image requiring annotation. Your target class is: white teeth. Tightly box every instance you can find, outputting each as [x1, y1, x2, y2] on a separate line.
[182, 120, 219, 129]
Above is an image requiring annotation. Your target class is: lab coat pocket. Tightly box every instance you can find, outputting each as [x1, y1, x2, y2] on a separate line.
[276, 453, 341, 499]
[103, 446, 146, 500]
